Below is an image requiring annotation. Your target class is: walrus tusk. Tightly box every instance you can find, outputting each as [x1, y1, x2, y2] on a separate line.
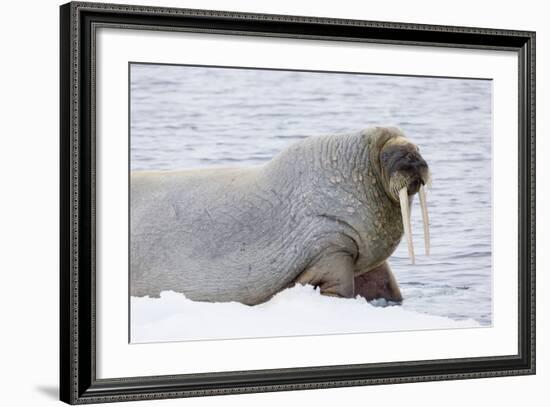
[419, 184, 430, 256]
[399, 187, 415, 264]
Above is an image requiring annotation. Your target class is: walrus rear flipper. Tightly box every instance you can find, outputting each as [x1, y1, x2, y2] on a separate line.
[354, 261, 403, 303]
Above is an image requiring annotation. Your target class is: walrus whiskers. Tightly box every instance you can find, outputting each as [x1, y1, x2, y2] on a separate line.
[389, 174, 407, 201]
[399, 187, 415, 264]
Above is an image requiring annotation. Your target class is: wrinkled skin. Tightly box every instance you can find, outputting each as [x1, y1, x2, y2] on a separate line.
[130, 127, 429, 305]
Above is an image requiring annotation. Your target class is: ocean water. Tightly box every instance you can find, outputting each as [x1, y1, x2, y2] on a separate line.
[130, 63, 492, 326]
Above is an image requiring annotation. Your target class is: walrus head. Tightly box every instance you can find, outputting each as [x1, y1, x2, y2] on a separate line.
[378, 134, 431, 264]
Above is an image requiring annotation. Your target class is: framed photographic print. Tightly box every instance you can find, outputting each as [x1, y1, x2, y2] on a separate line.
[60, 1, 536, 404]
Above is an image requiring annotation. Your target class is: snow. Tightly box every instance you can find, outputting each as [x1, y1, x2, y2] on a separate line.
[130, 284, 480, 343]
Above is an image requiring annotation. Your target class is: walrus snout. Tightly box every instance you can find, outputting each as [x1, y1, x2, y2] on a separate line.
[391, 152, 428, 192]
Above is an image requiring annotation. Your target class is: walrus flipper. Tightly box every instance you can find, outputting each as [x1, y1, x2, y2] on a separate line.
[354, 261, 403, 303]
[295, 252, 355, 298]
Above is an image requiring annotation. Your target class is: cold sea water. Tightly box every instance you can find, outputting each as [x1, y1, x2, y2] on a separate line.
[130, 63, 493, 327]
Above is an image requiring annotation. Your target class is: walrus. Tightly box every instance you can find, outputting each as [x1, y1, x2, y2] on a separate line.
[130, 127, 430, 305]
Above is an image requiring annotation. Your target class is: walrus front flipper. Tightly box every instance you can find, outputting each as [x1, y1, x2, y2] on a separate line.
[295, 252, 355, 298]
[354, 261, 403, 303]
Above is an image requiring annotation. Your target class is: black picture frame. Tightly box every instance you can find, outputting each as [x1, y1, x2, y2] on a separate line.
[60, 1, 536, 404]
